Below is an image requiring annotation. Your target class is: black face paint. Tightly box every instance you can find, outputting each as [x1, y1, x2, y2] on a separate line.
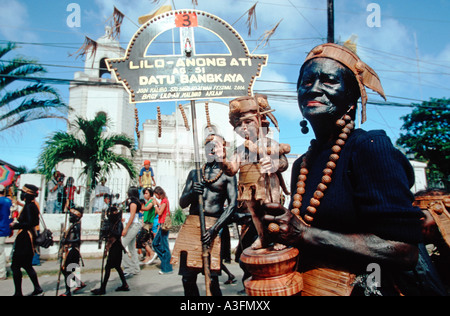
[297, 58, 359, 123]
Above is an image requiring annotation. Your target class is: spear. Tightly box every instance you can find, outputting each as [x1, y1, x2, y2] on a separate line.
[190, 100, 212, 296]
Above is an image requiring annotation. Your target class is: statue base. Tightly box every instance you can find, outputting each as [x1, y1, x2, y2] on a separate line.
[240, 247, 303, 296]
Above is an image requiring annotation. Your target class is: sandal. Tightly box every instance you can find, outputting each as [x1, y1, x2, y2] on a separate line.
[91, 288, 106, 296]
[224, 278, 237, 285]
[73, 282, 87, 293]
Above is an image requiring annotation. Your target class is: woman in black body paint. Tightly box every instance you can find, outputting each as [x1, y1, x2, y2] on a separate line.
[10, 184, 43, 296]
[263, 43, 427, 296]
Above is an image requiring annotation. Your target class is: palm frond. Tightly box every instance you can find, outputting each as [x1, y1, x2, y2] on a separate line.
[39, 115, 137, 184]
[0, 42, 17, 59]
[0, 112, 68, 132]
[0, 60, 46, 90]
[0, 42, 67, 133]
[103, 134, 136, 155]
[38, 132, 82, 178]
[0, 83, 63, 109]
[0, 98, 67, 121]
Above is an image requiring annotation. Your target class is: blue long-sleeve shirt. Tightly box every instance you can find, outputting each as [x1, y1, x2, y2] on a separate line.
[290, 129, 423, 244]
[0, 196, 12, 237]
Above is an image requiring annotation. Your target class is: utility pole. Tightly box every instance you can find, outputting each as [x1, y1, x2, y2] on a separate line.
[327, 0, 334, 43]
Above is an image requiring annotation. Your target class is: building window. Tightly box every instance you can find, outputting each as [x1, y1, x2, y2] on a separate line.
[99, 58, 111, 79]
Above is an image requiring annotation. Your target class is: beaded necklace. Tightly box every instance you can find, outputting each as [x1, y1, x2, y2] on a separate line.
[201, 163, 223, 184]
[291, 113, 355, 227]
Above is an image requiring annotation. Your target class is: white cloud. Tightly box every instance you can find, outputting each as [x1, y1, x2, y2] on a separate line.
[0, 0, 36, 42]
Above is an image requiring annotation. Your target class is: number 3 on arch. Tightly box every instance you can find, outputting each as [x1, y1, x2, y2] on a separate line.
[175, 12, 198, 27]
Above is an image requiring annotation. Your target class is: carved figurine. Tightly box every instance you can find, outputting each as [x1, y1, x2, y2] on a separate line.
[219, 94, 291, 250]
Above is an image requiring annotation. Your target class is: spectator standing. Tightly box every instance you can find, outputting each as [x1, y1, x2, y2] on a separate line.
[63, 177, 81, 213]
[101, 194, 112, 216]
[93, 177, 110, 214]
[0, 185, 12, 280]
[153, 186, 173, 275]
[139, 160, 156, 199]
[46, 171, 63, 214]
[122, 187, 142, 278]
[140, 188, 158, 265]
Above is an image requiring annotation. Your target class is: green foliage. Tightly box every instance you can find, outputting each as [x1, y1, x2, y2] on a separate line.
[39, 114, 137, 183]
[396, 98, 450, 188]
[172, 207, 187, 226]
[38, 115, 137, 209]
[0, 42, 67, 132]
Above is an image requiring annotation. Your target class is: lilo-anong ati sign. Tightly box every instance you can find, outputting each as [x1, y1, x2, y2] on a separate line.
[107, 10, 268, 103]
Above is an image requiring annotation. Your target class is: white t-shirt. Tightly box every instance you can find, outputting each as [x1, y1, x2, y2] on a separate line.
[93, 184, 110, 211]
[47, 179, 59, 201]
[122, 211, 139, 225]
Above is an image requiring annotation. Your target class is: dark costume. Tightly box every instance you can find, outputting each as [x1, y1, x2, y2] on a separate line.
[10, 185, 43, 296]
[59, 209, 83, 296]
[290, 128, 424, 295]
[92, 207, 128, 295]
[291, 129, 422, 242]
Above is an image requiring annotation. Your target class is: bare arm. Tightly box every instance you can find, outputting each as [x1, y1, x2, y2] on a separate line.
[123, 202, 137, 236]
[264, 203, 419, 270]
[179, 170, 197, 209]
[157, 201, 166, 216]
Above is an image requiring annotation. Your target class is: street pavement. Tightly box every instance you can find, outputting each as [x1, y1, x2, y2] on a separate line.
[0, 256, 246, 297]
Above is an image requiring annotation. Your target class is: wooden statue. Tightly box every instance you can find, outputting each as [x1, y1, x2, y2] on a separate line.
[217, 94, 303, 296]
[219, 94, 291, 251]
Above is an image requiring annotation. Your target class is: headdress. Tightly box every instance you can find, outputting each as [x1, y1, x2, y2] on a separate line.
[303, 43, 386, 123]
[229, 94, 279, 131]
[21, 184, 39, 197]
[70, 207, 84, 219]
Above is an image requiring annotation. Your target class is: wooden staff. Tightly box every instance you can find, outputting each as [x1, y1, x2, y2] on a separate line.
[190, 100, 212, 296]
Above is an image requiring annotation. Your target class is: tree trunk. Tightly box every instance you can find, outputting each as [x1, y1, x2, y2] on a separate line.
[83, 170, 94, 213]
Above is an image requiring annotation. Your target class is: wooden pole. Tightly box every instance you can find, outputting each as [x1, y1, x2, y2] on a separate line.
[190, 100, 212, 296]
[327, 0, 334, 43]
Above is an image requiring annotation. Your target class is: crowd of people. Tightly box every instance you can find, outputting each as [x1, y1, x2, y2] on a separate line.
[1, 43, 449, 296]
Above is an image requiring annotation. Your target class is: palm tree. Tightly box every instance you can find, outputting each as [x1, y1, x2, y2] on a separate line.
[0, 42, 67, 132]
[38, 113, 137, 210]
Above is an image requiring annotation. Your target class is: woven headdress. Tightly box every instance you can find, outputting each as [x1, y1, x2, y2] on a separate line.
[229, 94, 280, 131]
[303, 43, 386, 123]
[22, 184, 39, 197]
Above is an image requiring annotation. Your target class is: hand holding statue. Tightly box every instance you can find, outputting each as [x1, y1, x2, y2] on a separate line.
[263, 203, 308, 247]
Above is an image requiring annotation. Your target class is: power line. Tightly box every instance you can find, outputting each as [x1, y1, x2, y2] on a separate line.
[2, 38, 449, 74]
[3, 72, 445, 110]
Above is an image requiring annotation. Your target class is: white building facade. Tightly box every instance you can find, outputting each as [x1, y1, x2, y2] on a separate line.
[58, 28, 138, 209]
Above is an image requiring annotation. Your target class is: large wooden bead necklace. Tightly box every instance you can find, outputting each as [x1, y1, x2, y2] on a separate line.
[291, 113, 355, 226]
[202, 163, 223, 184]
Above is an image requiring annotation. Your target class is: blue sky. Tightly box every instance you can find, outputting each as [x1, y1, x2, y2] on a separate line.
[0, 0, 449, 170]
